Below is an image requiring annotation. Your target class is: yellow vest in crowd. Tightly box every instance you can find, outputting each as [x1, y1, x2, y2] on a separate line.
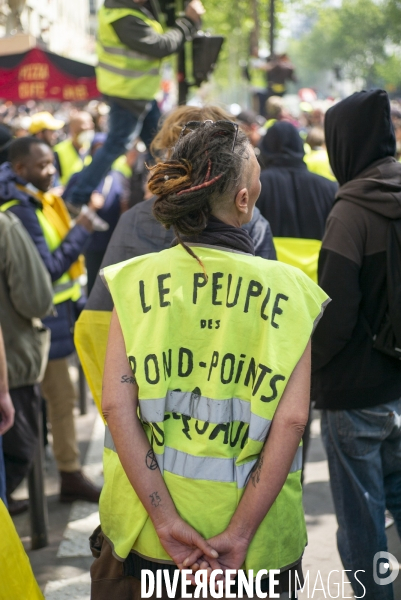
[304, 148, 336, 182]
[101, 244, 328, 571]
[53, 139, 92, 186]
[273, 238, 322, 283]
[96, 6, 164, 100]
[0, 190, 83, 305]
[0, 500, 43, 600]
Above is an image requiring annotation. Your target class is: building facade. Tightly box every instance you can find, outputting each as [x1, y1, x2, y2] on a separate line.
[0, 0, 97, 63]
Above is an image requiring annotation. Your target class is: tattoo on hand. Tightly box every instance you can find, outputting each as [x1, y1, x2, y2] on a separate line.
[120, 374, 135, 384]
[250, 449, 265, 487]
[146, 449, 159, 471]
[149, 491, 161, 507]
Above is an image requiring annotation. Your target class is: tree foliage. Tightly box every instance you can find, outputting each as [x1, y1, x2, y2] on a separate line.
[291, 0, 401, 92]
[199, 0, 285, 97]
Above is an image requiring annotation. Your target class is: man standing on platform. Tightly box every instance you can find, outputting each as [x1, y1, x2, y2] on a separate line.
[68, 0, 205, 205]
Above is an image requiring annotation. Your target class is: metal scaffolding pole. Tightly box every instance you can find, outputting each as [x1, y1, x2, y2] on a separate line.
[269, 0, 275, 57]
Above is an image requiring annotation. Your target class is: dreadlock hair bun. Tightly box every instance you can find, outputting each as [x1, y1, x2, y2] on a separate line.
[150, 123, 249, 238]
[148, 159, 211, 235]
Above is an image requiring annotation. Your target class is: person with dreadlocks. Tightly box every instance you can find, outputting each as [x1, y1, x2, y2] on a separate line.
[90, 120, 329, 599]
[75, 105, 275, 419]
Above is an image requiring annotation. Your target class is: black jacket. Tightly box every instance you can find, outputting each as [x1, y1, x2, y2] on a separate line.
[312, 90, 401, 410]
[257, 122, 337, 239]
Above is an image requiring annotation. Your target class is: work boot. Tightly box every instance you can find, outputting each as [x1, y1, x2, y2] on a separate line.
[7, 495, 29, 516]
[59, 471, 101, 503]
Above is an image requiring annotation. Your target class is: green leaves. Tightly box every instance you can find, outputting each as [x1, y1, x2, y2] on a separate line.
[291, 0, 401, 90]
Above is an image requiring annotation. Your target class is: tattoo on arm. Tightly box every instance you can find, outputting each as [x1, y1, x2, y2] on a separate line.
[146, 449, 159, 471]
[250, 448, 265, 488]
[120, 374, 135, 384]
[149, 491, 161, 507]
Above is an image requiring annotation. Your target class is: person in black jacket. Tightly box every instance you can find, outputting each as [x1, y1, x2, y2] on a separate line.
[257, 121, 337, 472]
[257, 121, 337, 240]
[312, 90, 401, 600]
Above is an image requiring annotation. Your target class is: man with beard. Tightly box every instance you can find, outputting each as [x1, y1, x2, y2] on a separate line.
[0, 137, 101, 510]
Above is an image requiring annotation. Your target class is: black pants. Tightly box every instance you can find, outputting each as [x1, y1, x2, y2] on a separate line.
[3, 385, 41, 495]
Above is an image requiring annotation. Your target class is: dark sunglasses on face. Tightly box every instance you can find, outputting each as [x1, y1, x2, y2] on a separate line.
[178, 120, 239, 151]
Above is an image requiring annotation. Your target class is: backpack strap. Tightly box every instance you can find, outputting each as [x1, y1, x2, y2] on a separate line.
[0, 200, 20, 212]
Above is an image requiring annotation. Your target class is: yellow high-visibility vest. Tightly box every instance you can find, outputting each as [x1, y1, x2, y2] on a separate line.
[274, 237, 322, 283]
[0, 201, 80, 305]
[0, 499, 44, 600]
[54, 139, 92, 186]
[101, 244, 329, 572]
[96, 7, 163, 100]
[304, 148, 336, 181]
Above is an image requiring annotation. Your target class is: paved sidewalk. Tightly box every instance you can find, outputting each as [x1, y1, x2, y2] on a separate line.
[12, 408, 401, 599]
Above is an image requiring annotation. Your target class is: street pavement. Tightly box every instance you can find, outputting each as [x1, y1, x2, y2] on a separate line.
[12, 403, 401, 600]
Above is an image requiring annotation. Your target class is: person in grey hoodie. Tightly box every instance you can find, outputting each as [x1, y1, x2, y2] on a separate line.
[0, 209, 53, 514]
[312, 90, 401, 600]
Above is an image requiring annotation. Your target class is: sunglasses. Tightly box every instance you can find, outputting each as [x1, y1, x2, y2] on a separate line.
[178, 120, 239, 151]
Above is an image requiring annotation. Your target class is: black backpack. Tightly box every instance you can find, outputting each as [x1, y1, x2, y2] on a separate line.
[364, 219, 401, 360]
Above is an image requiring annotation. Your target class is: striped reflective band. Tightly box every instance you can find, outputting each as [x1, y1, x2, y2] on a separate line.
[53, 280, 76, 294]
[97, 61, 159, 78]
[139, 391, 271, 443]
[99, 43, 154, 62]
[104, 427, 303, 488]
[313, 297, 331, 333]
[105, 427, 116, 452]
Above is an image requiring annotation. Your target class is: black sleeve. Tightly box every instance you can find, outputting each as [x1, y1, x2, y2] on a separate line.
[112, 15, 197, 59]
[312, 216, 362, 371]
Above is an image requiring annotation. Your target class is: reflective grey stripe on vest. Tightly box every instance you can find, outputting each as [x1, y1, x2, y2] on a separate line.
[104, 428, 303, 488]
[105, 426, 116, 452]
[97, 61, 159, 78]
[139, 391, 271, 443]
[53, 280, 76, 294]
[313, 297, 331, 333]
[99, 43, 154, 62]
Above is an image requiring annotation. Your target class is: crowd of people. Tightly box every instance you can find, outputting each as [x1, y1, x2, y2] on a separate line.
[0, 1, 400, 599]
[0, 89, 400, 600]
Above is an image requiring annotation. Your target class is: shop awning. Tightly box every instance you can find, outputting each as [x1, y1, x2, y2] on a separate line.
[0, 47, 99, 102]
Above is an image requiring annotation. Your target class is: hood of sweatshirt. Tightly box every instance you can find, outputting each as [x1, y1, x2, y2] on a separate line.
[325, 89, 396, 186]
[0, 162, 32, 206]
[260, 121, 306, 169]
[336, 156, 401, 220]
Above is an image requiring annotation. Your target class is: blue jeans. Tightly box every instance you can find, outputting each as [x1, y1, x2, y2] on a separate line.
[0, 436, 6, 505]
[321, 401, 401, 600]
[70, 99, 161, 205]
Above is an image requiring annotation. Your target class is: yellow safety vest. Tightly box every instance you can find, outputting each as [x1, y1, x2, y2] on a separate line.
[0, 201, 81, 305]
[0, 500, 44, 600]
[304, 148, 336, 182]
[263, 118, 277, 130]
[54, 139, 92, 186]
[96, 7, 163, 100]
[112, 154, 132, 179]
[274, 238, 322, 283]
[101, 244, 329, 571]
